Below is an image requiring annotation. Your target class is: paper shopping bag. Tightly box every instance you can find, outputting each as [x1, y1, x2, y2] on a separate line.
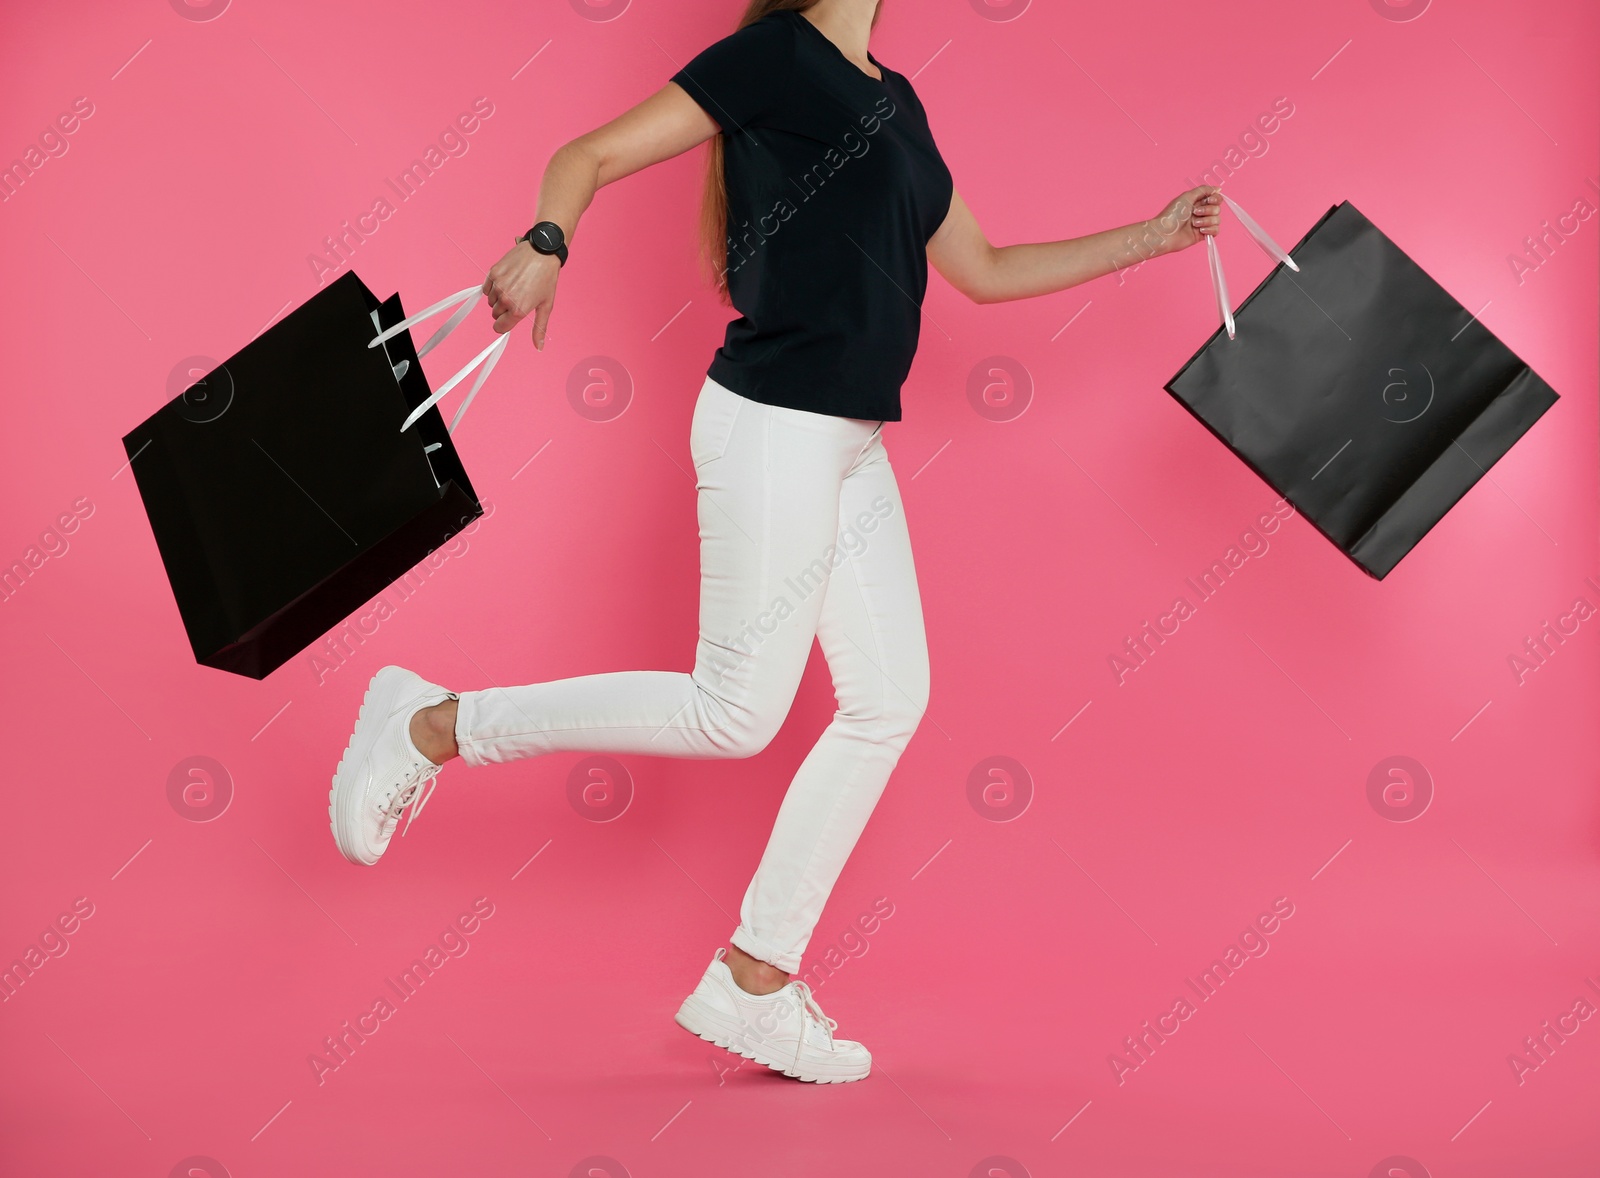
[1166, 199, 1559, 579]
[121, 270, 507, 678]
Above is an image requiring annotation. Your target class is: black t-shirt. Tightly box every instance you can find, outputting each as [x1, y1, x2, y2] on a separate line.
[671, 10, 953, 422]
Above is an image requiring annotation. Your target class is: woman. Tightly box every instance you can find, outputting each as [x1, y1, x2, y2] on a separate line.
[329, 0, 1219, 1084]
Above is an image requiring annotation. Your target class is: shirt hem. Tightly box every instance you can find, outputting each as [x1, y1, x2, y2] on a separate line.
[706, 355, 901, 423]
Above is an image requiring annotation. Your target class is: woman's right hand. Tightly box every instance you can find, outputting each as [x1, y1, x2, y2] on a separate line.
[484, 238, 560, 349]
[477, 80, 722, 349]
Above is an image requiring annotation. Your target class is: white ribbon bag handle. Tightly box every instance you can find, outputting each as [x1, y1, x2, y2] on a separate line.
[368, 285, 510, 434]
[1206, 193, 1302, 341]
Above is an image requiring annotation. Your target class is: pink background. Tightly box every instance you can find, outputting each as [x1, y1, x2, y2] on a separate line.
[2, 0, 1597, 1175]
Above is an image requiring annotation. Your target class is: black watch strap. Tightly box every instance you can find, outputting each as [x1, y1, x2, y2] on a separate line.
[521, 221, 569, 266]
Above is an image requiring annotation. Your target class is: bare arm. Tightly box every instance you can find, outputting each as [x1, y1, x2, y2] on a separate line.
[927, 186, 1221, 305]
[484, 82, 720, 347]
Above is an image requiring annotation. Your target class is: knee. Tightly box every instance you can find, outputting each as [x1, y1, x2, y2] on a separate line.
[709, 708, 786, 759]
[881, 688, 928, 747]
[865, 661, 930, 749]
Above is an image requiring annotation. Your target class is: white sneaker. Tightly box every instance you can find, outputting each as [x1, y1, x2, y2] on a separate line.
[674, 948, 871, 1083]
[329, 666, 455, 866]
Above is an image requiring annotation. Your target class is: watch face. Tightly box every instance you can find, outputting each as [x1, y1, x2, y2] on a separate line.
[533, 223, 562, 251]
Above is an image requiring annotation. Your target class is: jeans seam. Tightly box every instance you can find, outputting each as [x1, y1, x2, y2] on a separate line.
[764, 472, 903, 959]
[461, 720, 742, 742]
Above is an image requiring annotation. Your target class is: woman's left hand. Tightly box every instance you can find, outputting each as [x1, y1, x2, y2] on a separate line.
[1153, 185, 1222, 254]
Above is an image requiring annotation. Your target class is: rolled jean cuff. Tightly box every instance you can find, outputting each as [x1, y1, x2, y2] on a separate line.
[453, 689, 503, 768]
[730, 925, 801, 975]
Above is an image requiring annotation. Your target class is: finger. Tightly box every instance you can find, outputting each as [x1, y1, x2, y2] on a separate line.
[531, 297, 554, 351]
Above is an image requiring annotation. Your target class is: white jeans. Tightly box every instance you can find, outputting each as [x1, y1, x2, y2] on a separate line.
[454, 375, 930, 972]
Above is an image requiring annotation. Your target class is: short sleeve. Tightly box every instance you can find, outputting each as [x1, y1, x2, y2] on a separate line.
[670, 15, 794, 135]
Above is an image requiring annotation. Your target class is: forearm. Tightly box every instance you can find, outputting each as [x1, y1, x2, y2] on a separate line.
[530, 141, 603, 244]
[980, 218, 1177, 303]
[484, 83, 718, 346]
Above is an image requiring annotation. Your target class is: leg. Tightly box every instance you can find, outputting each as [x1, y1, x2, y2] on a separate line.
[729, 425, 930, 974]
[446, 377, 879, 769]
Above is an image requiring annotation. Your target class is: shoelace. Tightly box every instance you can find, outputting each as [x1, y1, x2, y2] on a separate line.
[788, 980, 837, 1047]
[381, 764, 441, 838]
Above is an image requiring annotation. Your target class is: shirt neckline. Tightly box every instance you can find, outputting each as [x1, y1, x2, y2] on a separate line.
[789, 10, 887, 84]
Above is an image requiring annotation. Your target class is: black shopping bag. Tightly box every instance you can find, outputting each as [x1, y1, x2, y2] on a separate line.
[1165, 198, 1559, 580]
[122, 270, 507, 678]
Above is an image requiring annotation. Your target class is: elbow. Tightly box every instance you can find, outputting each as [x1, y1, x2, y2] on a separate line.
[554, 137, 603, 182]
[935, 271, 993, 305]
[965, 279, 1005, 306]
[967, 245, 1007, 305]
[930, 243, 1005, 304]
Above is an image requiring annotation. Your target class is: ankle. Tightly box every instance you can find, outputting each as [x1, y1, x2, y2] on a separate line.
[724, 944, 789, 996]
[409, 699, 459, 765]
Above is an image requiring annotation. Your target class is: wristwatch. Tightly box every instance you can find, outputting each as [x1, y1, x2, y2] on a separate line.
[518, 220, 568, 266]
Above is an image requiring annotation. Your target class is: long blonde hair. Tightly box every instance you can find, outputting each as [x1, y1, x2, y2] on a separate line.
[697, 0, 882, 303]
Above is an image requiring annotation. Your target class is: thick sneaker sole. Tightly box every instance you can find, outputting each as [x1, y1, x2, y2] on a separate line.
[674, 993, 871, 1084]
[329, 666, 420, 866]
